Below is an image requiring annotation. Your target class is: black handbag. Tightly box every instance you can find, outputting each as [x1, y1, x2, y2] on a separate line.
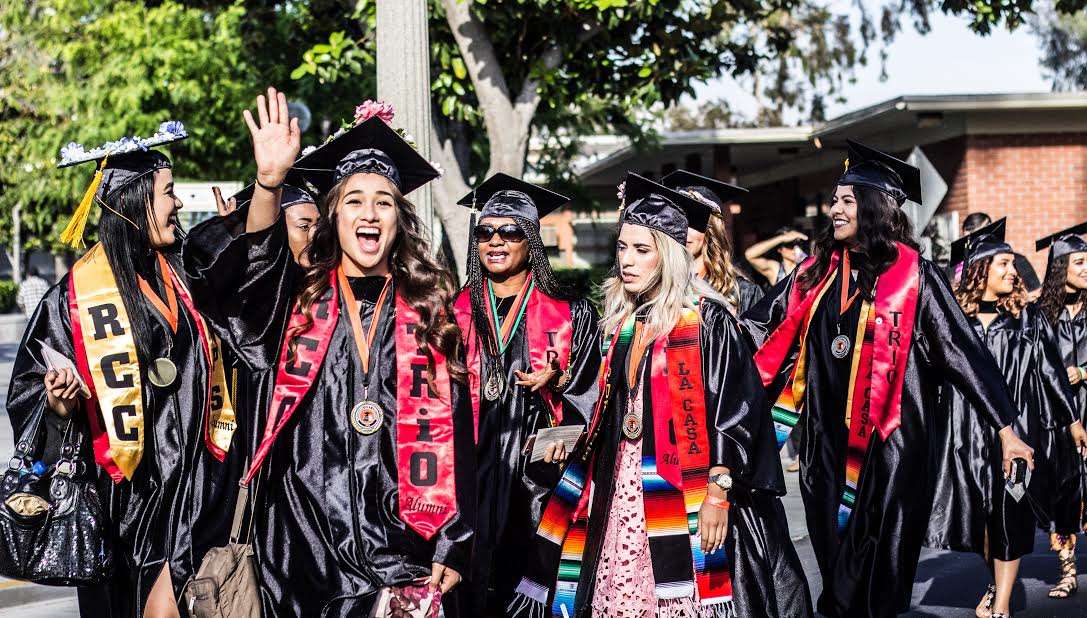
[0, 410, 111, 585]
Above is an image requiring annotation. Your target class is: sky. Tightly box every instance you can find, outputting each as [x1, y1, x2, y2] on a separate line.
[693, 8, 1053, 124]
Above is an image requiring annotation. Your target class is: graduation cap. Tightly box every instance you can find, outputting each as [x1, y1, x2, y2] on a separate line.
[839, 140, 922, 206]
[660, 170, 748, 214]
[1035, 221, 1087, 261]
[950, 217, 1013, 268]
[231, 170, 317, 210]
[455, 173, 569, 226]
[620, 172, 714, 246]
[292, 116, 440, 195]
[56, 121, 188, 248]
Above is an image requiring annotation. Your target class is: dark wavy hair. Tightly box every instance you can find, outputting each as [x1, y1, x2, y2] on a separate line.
[465, 215, 572, 370]
[955, 256, 1028, 318]
[292, 176, 466, 383]
[1037, 253, 1087, 324]
[97, 171, 183, 370]
[797, 185, 919, 299]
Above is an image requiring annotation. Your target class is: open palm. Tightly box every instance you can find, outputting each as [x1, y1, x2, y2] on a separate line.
[243, 87, 301, 186]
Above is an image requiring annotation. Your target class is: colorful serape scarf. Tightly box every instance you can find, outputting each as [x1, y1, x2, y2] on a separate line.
[511, 310, 733, 617]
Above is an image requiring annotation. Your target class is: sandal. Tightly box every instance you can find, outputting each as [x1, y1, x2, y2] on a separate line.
[1048, 549, 1078, 599]
[976, 584, 996, 618]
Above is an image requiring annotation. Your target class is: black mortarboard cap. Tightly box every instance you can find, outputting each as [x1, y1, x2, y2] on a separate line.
[292, 116, 439, 195]
[950, 217, 1012, 267]
[620, 172, 714, 246]
[839, 140, 922, 206]
[1036, 221, 1087, 260]
[660, 170, 748, 214]
[455, 173, 569, 225]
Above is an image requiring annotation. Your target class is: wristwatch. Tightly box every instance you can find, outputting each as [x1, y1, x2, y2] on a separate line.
[708, 473, 733, 491]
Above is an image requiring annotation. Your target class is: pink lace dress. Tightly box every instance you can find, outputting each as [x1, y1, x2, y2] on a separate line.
[590, 392, 705, 618]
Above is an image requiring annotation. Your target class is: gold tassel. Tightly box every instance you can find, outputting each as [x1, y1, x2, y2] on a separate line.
[843, 157, 850, 172]
[60, 155, 109, 249]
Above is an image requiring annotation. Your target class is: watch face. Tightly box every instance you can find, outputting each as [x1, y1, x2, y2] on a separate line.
[713, 474, 733, 489]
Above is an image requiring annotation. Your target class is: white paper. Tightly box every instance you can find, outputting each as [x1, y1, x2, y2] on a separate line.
[528, 425, 585, 463]
[37, 339, 90, 397]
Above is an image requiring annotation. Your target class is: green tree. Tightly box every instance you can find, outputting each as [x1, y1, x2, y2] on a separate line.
[0, 0, 259, 263]
[1032, 5, 1087, 89]
[296, 0, 1078, 276]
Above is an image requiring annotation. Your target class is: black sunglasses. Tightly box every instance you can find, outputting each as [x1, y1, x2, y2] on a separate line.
[474, 223, 526, 243]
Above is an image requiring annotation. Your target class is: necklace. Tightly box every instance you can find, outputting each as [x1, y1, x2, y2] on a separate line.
[831, 252, 862, 360]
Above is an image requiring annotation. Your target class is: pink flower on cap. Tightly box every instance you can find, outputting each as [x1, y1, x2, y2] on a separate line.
[354, 100, 395, 125]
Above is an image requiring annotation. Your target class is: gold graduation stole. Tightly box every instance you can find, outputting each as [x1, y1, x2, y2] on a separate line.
[68, 243, 235, 481]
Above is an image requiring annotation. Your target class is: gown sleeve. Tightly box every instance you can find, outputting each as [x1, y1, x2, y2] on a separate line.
[555, 298, 601, 427]
[737, 279, 765, 317]
[1032, 308, 1079, 427]
[701, 300, 784, 494]
[181, 204, 295, 371]
[738, 272, 796, 353]
[915, 260, 1018, 430]
[431, 365, 478, 573]
[7, 279, 78, 450]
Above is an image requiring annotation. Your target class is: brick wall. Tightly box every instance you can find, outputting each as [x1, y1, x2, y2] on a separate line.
[951, 133, 1087, 275]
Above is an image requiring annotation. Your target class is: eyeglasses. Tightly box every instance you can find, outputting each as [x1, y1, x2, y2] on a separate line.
[474, 224, 526, 243]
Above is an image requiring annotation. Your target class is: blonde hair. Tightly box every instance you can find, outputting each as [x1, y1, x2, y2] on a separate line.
[601, 227, 723, 342]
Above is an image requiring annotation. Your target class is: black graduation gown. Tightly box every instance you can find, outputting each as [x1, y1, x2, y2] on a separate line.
[6, 263, 241, 617]
[463, 290, 600, 615]
[737, 278, 764, 316]
[741, 258, 1019, 618]
[182, 206, 477, 617]
[1049, 305, 1087, 535]
[573, 300, 812, 618]
[925, 304, 1077, 560]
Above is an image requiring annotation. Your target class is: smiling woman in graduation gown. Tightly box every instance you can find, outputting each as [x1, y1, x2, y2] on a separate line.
[183, 91, 475, 617]
[450, 173, 600, 615]
[924, 223, 1085, 617]
[7, 123, 240, 617]
[741, 141, 1034, 618]
[508, 173, 811, 618]
[1032, 223, 1087, 600]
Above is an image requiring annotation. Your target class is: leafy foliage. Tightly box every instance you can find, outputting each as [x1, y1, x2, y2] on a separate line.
[1031, 4, 1087, 90]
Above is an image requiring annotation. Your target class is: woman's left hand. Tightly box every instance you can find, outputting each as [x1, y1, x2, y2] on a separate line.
[514, 361, 560, 392]
[428, 563, 461, 594]
[1070, 421, 1087, 458]
[697, 498, 729, 554]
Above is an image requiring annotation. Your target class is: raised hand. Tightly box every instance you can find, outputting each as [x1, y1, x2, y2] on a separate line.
[212, 186, 237, 217]
[242, 87, 301, 189]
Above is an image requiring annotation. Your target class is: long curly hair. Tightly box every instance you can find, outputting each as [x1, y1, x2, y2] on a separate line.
[702, 213, 748, 312]
[291, 176, 466, 383]
[955, 256, 1028, 318]
[1037, 253, 1087, 324]
[797, 185, 919, 298]
[465, 215, 573, 369]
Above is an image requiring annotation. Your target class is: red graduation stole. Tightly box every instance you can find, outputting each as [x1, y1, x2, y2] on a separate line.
[752, 242, 920, 441]
[245, 272, 457, 539]
[452, 280, 573, 442]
